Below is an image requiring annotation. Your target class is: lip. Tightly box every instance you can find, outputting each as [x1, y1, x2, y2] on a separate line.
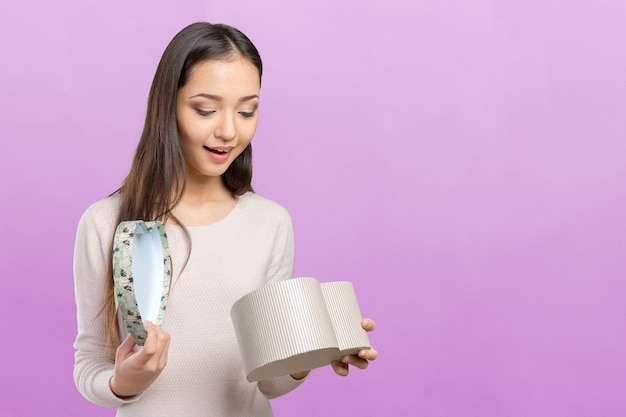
[203, 146, 233, 163]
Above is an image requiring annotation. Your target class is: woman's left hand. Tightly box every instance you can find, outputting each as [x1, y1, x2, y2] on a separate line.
[290, 318, 378, 380]
[330, 318, 378, 377]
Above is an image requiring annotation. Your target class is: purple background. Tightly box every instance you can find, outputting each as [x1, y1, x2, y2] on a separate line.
[1, 1, 625, 416]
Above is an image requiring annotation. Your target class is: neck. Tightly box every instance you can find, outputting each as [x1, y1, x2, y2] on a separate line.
[182, 174, 232, 204]
[171, 174, 238, 226]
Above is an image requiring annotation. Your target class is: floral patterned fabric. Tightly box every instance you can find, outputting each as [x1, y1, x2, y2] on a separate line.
[112, 221, 171, 345]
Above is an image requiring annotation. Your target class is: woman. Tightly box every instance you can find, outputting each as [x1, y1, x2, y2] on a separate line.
[73, 22, 377, 416]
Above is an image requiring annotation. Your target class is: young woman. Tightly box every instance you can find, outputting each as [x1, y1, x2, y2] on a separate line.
[73, 22, 377, 416]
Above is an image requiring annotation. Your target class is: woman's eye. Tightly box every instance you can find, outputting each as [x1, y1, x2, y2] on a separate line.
[239, 111, 255, 118]
[195, 109, 215, 116]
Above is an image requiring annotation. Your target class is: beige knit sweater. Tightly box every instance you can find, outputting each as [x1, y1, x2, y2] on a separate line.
[73, 192, 305, 417]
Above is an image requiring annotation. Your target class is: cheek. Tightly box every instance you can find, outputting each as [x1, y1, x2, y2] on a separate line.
[176, 110, 206, 145]
[242, 120, 259, 143]
[178, 123, 204, 147]
[177, 130, 191, 155]
[177, 126, 201, 160]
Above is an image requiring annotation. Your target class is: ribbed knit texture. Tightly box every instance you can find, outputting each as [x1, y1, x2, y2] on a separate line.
[73, 192, 305, 417]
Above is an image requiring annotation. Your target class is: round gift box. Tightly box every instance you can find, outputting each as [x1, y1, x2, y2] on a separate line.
[231, 277, 370, 381]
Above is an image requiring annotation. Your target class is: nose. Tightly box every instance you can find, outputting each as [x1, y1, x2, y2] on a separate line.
[215, 112, 236, 141]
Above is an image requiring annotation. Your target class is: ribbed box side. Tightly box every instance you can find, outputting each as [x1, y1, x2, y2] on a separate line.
[320, 281, 370, 355]
[231, 277, 338, 376]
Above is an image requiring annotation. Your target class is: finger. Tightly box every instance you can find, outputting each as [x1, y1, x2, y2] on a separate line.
[156, 330, 171, 368]
[116, 334, 136, 360]
[341, 355, 369, 370]
[331, 360, 349, 377]
[361, 318, 376, 332]
[137, 321, 159, 363]
[358, 347, 378, 361]
[143, 321, 170, 366]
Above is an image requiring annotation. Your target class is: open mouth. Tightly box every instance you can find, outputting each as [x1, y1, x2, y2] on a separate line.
[204, 146, 230, 155]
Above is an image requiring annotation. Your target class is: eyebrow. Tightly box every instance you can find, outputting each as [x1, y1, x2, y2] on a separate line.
[189, 93, 259, 102]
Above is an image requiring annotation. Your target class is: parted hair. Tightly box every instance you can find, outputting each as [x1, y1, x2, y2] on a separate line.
[102, 22, 263, 349]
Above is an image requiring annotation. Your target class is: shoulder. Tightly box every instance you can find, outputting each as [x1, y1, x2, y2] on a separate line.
[73, 193, 122, 257]
[76, 193, 122, 235]
[237, 192, 293, 235]
[239, 192, 291, 220]
[83, 193, 122, 216]
[80, 193, 121, 221]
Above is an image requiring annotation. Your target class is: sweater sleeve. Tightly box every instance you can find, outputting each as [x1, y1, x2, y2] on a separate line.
[72, 201, 141, 407]
[257, 206, 309, 398]
[264, 206, 295, 285]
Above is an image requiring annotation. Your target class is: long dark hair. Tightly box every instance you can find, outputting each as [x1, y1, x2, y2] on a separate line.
[102, 22, 263, 348]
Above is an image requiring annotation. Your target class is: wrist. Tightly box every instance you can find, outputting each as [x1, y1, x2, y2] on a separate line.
[109, 376, 140, 399]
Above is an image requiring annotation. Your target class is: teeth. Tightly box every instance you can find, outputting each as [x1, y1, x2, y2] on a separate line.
[209, 148, 228, 154]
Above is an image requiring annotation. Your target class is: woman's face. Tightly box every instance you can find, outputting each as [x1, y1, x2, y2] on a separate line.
[176, 56, 260, 181]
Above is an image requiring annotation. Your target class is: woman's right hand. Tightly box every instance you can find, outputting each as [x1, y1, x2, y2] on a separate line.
[109, 321, 171, 398]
